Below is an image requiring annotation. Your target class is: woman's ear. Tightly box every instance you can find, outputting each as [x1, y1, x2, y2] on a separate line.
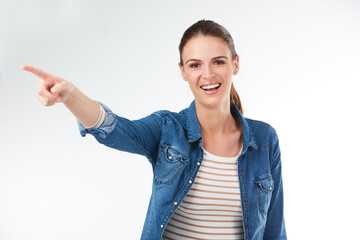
[178, 62, 187, 81]
[233, 55, 240, 75]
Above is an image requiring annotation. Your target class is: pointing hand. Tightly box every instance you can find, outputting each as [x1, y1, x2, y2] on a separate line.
[22, 65, 74, 106]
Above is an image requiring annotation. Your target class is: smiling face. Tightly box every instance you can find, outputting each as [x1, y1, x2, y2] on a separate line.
[179, 35, 239, 109]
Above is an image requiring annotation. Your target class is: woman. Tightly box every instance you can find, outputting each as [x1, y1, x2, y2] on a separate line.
[23, 20, 286, 240]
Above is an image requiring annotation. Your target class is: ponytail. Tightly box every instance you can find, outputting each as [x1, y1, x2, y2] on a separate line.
[230, 82, 243, 115]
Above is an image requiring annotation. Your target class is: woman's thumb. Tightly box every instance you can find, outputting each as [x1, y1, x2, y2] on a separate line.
[50, 86, 60, 95]
[50, 81, 64, 95]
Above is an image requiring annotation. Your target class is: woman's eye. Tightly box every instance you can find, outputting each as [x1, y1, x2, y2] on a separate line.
[190, 63, 200, 68]
[214, 60, 224, 65]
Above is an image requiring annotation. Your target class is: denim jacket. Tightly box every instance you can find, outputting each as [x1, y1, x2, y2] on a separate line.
[78, 100, 287, 240]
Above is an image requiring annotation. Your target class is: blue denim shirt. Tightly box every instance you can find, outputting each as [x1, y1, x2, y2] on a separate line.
[78, 100, 287, 240]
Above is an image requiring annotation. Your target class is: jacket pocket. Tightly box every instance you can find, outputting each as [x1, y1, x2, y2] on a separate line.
[154, 143, 189, 184]
[254, 173, 274, 215]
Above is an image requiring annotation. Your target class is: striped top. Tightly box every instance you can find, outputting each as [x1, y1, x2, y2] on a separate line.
[162, 146, 244, 240]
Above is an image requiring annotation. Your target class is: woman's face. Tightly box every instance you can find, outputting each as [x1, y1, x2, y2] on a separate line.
[179, 35, 239, 109]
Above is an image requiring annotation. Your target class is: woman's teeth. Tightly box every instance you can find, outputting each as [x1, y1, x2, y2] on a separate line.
[201, 83, 221, 90]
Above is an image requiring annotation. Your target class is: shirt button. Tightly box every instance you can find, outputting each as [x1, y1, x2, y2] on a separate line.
[239, 173, 243, 177]
[269, 187, 272, 191]
[160, 224, 164, 228]
[168, 155, 172, 160]
[243, 199, 247, 203]
[189, 180, 192, 184]
[174, 202, 178, 205]
[245, 224, 248, 228]
[197, 162, 200, 166]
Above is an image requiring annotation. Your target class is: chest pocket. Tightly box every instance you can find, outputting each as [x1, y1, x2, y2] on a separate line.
[254, 173, 274, 215]
[154, 143, 189, 185]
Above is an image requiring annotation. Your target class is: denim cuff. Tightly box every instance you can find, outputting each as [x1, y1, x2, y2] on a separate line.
[78, 101, 116, 139]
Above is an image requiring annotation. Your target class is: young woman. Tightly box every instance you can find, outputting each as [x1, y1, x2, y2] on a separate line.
[23, 20, 286, 240]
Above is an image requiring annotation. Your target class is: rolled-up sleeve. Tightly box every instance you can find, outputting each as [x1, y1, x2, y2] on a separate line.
[78, 101, 117, 139]
[77, 101, 164, 166]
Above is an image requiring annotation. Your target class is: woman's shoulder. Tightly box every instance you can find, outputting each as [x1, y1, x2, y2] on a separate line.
[245, 117, 276, 132]
[244, 117, 279, 148]
[151, 105, 189, 121]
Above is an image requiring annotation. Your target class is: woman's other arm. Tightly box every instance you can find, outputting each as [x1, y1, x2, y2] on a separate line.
[22, 64, 103, 128]
[263, 131, 287, 240]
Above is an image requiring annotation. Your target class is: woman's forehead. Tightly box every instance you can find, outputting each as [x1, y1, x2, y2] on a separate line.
[182, 35, 232, 61]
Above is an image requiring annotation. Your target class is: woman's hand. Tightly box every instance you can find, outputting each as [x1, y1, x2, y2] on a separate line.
[22, 64, 74, 106]
[22, 64, 102, 128]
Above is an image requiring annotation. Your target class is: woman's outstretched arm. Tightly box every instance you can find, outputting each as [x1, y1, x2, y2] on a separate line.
[22, 64, 104, 128]
[23, 64, 163, 165]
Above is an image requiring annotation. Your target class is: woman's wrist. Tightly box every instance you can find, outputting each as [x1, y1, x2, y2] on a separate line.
[62, 86, 102, 128]
[83, 103, 106, 129]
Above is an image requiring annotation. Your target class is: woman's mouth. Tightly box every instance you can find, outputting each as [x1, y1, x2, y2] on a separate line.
[200, 83, 221, 95]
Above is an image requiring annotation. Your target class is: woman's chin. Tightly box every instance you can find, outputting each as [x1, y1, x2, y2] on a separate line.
[195, 97, 230, 109]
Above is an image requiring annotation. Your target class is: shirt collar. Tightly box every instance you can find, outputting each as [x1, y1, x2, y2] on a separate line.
[186, 100, 258, 153]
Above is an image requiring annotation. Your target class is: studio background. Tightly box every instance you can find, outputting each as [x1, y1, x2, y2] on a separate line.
[1, 0, 359, 239]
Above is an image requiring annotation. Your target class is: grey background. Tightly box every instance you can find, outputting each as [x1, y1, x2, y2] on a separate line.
[1, 0, 359, 239]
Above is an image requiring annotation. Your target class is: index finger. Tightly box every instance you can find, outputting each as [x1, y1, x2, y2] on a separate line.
[22, 64, 53, 80]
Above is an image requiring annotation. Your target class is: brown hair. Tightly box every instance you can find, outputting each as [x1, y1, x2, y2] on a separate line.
[179, 19, 243, 114]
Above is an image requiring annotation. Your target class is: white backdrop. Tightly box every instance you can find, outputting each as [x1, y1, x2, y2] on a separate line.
[1, 0, 359, 239]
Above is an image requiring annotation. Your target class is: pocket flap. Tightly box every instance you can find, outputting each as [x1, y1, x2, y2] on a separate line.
[254, 174, 274, 192]
[161, 144, 187, 163]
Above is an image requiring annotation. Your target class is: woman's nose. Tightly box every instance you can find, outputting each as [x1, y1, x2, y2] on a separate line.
[202, 65, 215, 80]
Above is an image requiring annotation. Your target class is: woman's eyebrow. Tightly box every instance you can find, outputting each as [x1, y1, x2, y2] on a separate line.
[213, 56, 228, 60]
[185, 56, 228, 64]
[185, 59, 200, 64]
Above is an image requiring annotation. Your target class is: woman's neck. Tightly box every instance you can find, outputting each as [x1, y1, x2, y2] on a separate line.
[195, 100, 239, 138]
